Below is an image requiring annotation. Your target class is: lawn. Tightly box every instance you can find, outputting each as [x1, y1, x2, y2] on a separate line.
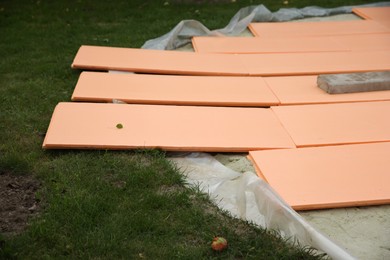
[0, 0, 381, 258]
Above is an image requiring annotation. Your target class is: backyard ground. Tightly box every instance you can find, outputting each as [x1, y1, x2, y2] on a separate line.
[0, 0, 381, 258]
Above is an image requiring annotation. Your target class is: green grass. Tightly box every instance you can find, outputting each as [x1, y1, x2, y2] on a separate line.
[0, 150, 323, 259]
[0, 0, 381, 258]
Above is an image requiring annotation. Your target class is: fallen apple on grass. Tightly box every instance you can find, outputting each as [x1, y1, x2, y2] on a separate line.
[211, 236, 228, 252]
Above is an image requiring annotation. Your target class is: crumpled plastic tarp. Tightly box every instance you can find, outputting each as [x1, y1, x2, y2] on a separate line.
[142, 2, 390, 50]
[169, 153, 354, 260]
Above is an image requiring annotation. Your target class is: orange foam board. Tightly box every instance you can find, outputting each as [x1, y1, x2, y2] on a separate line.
[271, 101, 390, 147]
[241, 50, 390, 76]
[71, 71, 280, 106]
[264, 75, 390, 105]
[248, 19, 390, 37]
[71, 45, 248, 76]
[336, 33, 390, 51]
[353, 7, 390, 29]
[72, 46, 390, 76]
[192, 36, 349, 54]
[193, 34, 390, 54]
[352, 7, 390, 21]
[376, 20, 390, 28]
[249, 142, 390, 210]
[43, 103, 295, 151]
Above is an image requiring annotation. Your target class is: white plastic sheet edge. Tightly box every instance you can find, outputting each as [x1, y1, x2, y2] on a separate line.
[169, 153, 354, 260]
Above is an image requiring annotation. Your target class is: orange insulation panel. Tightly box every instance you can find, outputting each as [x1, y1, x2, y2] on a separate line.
[264, 75, 390, 105]
[43, 103, 296, 151]
[71, 71, 280, 106]
[352, 7, 390, 21]
[192, 34, 390, 53]
[71, 45, 247, 76]
[353, 7, 390, 29]
[241, 50, 390, 76]
[192, 36, 349, 54]
[271, 101, 390, 147]
[249, 142, 390, 210]
[248, 19, 390, 37]
[71, 45, 390, 76]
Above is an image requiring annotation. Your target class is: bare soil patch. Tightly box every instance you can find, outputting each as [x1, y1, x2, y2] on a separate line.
[0, 173, 41, 237]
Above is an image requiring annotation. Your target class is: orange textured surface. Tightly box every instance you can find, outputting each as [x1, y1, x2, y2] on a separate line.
[72, 71, 280, 106]
[248, 19, 390, 37]
[352, 7, 390, 21]
[192, 36, 348, 54]
[71, 45, 390, 76]
[378, 20, 390, 28]
[43, 103, 295, 151]
[193, 34, 390, 53]
[271, 101, 390, 147]
[71, 45, 248, 76]
[353, 7, 390, 29]
[336, 33, 390, 51]
[242, 50, 390, 76]
[249, 142, 390, 210]
[264, 75, 390, 105]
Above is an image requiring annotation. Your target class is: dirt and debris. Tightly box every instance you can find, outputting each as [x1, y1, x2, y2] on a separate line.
[0, 173, 41, 237]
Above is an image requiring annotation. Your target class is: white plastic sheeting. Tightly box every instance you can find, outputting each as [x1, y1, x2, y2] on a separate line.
[142, 2, 390, 50]
[169, 153, 354, 260]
